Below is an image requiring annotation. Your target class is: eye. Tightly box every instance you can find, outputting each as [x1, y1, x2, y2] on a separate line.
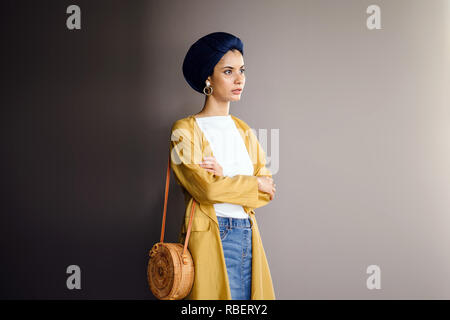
[224, 69, 245, 75]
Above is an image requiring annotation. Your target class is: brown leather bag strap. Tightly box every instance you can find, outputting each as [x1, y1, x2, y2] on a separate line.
[160, 154, 196, 258]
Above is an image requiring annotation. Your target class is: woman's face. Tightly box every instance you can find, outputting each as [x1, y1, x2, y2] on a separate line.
[207, 49, 246, 102]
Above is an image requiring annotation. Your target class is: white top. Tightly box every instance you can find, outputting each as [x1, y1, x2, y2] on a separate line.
[194, 115, 254, 219]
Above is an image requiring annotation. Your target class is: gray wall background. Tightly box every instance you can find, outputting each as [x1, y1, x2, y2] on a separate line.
[1, 0, 449, 299]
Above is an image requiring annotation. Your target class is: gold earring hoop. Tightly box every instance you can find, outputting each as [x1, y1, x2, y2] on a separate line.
[203, 83, 213, 96]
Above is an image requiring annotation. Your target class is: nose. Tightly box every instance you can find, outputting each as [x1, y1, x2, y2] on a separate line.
[235, 72, 244, 84]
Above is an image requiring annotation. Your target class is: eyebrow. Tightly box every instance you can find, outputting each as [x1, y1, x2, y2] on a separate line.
[222, 65, 245, 69]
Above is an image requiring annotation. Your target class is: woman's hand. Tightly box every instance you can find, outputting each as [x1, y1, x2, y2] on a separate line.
[257, 176, 276, 200]
[200, 156, 223, 176]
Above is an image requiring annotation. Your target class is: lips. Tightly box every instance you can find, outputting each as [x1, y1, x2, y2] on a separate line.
[232, 89, 242, 93]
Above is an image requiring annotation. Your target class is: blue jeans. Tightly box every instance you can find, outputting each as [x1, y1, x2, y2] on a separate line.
[217, 216, 253, 300]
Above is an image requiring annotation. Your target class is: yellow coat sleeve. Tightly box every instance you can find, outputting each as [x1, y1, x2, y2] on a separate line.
[244, 123, 273, 210]
[170, 119, 262, 207]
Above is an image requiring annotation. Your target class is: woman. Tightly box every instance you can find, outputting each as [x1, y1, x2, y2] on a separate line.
[170, 32, 276, 300]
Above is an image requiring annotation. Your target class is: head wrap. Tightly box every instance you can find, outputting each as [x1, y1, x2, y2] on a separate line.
[182, 32, 244, 94]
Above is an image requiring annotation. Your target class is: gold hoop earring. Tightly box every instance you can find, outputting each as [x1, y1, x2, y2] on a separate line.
[203, 83, 213, 96]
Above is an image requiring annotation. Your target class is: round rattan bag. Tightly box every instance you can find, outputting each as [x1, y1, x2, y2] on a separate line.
[147, 156, 196, 300]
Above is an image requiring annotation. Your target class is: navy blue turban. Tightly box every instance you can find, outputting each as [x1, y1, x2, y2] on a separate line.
[182, 32, 244, 94]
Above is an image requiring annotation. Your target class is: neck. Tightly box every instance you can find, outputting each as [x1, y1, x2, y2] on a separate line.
[196, 95, 230, 117]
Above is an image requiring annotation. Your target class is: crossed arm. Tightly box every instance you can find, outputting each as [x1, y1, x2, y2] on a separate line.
[169, 122, 275, 209]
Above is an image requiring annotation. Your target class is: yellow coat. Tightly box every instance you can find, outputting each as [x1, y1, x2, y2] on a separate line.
[169, 114, 275, 300]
